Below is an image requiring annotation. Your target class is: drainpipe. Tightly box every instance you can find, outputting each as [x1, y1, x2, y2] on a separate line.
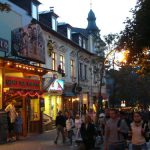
[76, 50, 82, 118]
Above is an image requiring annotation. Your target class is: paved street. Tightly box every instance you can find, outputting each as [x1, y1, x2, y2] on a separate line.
[0, 129, 150, 150]
[0, 129, 82, 150]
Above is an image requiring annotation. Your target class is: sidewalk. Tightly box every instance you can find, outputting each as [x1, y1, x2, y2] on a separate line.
[0, 130, 75, 150]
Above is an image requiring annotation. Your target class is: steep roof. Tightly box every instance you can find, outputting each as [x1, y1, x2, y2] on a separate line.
[86, 9, 99, 32]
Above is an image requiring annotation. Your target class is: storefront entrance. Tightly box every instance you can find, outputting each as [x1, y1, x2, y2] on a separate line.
[3, 93, 42, 136]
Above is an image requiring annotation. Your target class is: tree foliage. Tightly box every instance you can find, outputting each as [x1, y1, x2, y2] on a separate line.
[108, 66, 150, 107]
[118, 0, 150, 75]
[0, 2, 10, 12]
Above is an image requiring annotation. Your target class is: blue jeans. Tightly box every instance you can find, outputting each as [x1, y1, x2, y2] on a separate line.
[108, 142, 126, 150]
[132, 143, 148, 150]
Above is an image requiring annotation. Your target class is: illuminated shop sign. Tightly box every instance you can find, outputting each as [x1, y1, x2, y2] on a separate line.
[4, 76, 40, 90]
[48, 79, 64, 91]
[11, 23, 45, 63]
[0, 37, 8, 52]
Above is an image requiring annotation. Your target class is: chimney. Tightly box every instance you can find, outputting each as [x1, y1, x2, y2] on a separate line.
[50, 7, 54, 12]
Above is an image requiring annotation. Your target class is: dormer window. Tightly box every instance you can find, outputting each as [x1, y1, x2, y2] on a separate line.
[83, 39, 86, 49]
[31, 2, 38, 20]
[79, 36, 82, 47]
[67, 27, 71, 39]
[52, 16, 57, 31]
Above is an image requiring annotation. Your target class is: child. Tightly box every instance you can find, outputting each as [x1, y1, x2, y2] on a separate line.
[15, 110, 23, 140]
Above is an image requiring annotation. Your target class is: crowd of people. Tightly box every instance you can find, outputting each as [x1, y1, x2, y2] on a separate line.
[3, 100, 150, 150]
[54, 108, 150, 150]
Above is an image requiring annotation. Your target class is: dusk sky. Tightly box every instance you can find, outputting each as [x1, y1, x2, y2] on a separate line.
[38, 0, 137, 37]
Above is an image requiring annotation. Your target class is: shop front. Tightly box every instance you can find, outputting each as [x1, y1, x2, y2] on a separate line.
[42, 78, 64, 131]
[0, 59, 48, 136]
[63, 83, 78, 116]
[0, 22, 48, 136]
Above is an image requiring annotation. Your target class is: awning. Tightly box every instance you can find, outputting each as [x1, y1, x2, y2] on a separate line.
[63, 91, 76, 97]
[63, 83, 77, 97]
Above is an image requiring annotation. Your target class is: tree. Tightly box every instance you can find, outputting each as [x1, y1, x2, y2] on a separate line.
[118, 0, 150, 75]
[108, 66, 150, 108]
[0, 2, 10, 12]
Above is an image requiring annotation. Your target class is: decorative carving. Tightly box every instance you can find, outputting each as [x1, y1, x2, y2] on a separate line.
[59, 45, 66, 53]
[70, 51, 76, 57]
[47, 38, 54, 57]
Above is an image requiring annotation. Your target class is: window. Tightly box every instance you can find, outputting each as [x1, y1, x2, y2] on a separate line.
[52, 52, 56, 70]
[60, 55, 65, 72]
[79, 62, 83, 79]
[84, 65, 87, 80]
[67, 28, 71, 39]
[30, 99, 40, 121]
[71, 59, 75, 78]
[31, 2, 38, 20]
[52, 16, 57, 31]
[83, 39, 86, 49]
[79, 36, 82, 47]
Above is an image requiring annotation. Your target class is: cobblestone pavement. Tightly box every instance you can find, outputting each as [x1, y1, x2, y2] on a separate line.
[0, 130, 150, 150]
[0, 130, 83, 150]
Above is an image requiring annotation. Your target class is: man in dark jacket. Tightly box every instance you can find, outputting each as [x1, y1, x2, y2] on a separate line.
[80, 115, 96, 150]
[54, 111, 66, 144]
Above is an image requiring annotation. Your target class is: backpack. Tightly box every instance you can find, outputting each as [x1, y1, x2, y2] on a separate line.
[142, 121, 150, 142]
[117, 119, 130, 140]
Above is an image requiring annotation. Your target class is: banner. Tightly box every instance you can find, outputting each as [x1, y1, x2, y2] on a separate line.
[4, 76, 40, 90]
[11, 23, 45, 63]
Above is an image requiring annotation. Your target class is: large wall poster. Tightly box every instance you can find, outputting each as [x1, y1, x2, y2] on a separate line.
[11, 23, 45, 63]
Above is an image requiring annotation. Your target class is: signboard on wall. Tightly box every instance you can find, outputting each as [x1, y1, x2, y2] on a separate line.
[48, 79, 64, 92]
[4, 76, 40, 90]
[11, 23, 45, 63]
[0, 37, 8, 52]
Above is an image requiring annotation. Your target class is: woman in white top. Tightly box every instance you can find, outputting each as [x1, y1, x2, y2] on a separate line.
[130, 112, 148, 150]
[66, 113, 74, 145]
[75, 114, 82, 141]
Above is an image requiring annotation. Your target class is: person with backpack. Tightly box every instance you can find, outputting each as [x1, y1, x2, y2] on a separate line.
[129, 112, 148, 150]
[104, 109, 129, 150]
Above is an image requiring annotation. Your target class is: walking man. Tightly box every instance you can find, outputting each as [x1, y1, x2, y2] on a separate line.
[104, 109, 129, 150]
[54, 111, 66, 144]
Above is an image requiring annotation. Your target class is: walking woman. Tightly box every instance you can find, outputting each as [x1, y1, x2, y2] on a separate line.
[130, 112, 148, 150]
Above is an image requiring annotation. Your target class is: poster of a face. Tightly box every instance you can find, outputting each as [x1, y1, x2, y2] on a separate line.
[11, 23, 45, 63]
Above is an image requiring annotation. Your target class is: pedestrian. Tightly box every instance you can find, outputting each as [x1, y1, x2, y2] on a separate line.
[129, 112, 148, 150]
[5, 100, 17, 142]
[65, 112, 75, 145]
[15, 110, 23, 140]
[104, 109, 129, 150]
[54, 111, 66, 144]
[75, 114, 82, 142]
[80, 115, 96, 150]
[98, 113, 105, 138]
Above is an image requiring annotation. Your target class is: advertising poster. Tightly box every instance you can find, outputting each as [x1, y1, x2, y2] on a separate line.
[11, 23, 45, 63]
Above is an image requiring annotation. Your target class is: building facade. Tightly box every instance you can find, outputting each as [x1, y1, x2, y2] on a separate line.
[0, 0, 107, 134]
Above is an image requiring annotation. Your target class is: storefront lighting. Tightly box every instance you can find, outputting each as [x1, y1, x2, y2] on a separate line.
[6, 62, 11, 65]
[5, 91, 41, 97]
[121, 100, 126, 107]
[76, 98, 79, 101]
